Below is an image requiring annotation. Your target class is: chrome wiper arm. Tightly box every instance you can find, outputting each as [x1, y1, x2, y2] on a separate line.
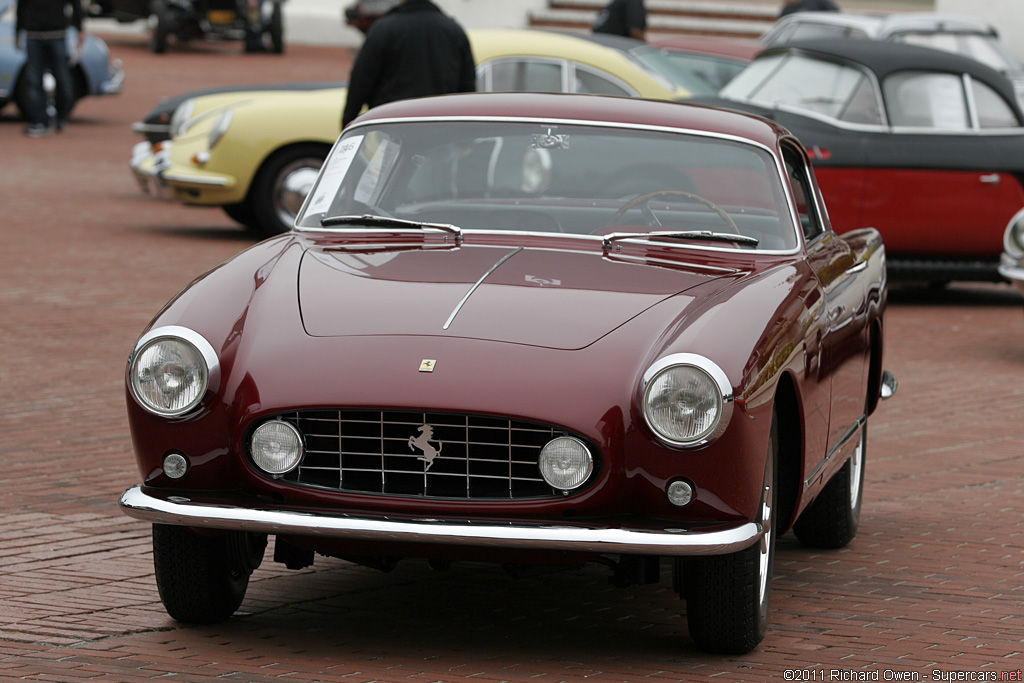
[320, 214, 463, 242]
[603, 230, 759, 250]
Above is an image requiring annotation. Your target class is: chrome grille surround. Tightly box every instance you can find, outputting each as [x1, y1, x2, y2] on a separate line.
[254, 410, 596, 500]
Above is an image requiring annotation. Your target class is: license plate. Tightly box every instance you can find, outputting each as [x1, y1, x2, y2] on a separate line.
[207, 10, 236, 23]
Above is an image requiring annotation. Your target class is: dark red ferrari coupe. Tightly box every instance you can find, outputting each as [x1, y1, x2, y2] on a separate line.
[119, 92, 896, 654]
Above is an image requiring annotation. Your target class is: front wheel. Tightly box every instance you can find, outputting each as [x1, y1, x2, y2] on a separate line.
[678, 409, 778, 654]
[793, 419, 865, 549]
[152, 524, 266, 624]
[249, 144, 328, 236]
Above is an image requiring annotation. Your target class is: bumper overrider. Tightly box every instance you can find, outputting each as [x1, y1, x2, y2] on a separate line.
[119, 485, 763, 557]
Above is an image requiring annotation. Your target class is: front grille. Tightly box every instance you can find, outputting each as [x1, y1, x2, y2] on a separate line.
[265, 410, 589, 500]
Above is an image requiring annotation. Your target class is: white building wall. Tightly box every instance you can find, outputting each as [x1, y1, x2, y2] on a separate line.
[937, 0, 1024, 63]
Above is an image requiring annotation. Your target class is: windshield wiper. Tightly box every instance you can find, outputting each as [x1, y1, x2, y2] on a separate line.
[320, 214, 463, 242]
[603, 230, 760, 250]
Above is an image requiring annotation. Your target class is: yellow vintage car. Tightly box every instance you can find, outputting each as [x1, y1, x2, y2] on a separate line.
[135, 29, 690, 235]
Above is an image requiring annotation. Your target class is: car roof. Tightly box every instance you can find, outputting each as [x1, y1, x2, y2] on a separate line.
[766, 38, 1020, 107]
[763, 12, 998, 42]
[467, 29, 686, 98]
[350, 91, 789, 149]
[878, 12, 997, 36]
[649, 35, 759, 61]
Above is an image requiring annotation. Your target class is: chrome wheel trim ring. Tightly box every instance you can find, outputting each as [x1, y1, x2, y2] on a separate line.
[272, 161, 321, 228]
[757, 451, 774, 616]
[849, 425, 865, 512]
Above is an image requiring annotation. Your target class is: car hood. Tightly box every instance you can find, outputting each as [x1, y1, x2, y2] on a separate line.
[298, 243, 734, 350]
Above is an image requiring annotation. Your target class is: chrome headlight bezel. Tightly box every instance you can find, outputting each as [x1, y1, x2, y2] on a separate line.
[641, 353, 734, 448]
[207, 108, 234, 150]
[1003, 207, 1024, 257]
[128, 326, 220, 417]
[169, 98, 196, 137]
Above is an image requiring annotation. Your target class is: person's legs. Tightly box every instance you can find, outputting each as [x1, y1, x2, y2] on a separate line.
[22, 39, 49, 132]
[42, 37, 73, 130]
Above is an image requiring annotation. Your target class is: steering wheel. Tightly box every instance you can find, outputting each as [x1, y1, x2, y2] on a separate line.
[607, 190, 740, 234]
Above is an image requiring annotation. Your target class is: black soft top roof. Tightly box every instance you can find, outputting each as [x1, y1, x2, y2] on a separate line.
[766, 38, 1019, 110]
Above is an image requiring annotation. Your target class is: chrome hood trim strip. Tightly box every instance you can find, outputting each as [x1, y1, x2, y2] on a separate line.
[443, 247, 522, 330]
[120, 485, 762, 557]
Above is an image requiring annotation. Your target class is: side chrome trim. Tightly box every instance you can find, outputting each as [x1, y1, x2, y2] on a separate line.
[119, 485, 762, 557]
[804, 414, 865, 487]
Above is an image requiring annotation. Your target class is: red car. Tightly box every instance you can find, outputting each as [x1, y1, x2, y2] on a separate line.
[119, 92, 895, 654]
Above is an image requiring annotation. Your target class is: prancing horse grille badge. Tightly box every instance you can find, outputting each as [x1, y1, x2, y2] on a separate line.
[419, 359, 436, 372]
[408, 424, 442, 470]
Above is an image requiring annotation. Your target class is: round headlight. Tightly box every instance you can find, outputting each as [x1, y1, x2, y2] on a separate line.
[643, 356, 733, 447]
[130, 334, 210, 417]
[251, 420, 304, 475]
[539, 436, 593, 491]
[1004, 208, 1024, 256]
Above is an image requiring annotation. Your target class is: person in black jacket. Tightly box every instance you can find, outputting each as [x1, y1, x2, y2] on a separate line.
[779, 0, 840, 17]
[592, 0, 646, 42]
[16, 0, 83, 136]
[341, 0, 475, 129]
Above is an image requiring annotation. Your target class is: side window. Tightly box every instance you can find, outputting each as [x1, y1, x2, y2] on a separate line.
[970, 78, 1020, 128]
[572, 65, 634, 97]
[839, 76, 884, 125]
[884, 71, 969, 130]
[784, 147, 825, 242]
[485, 59, 564, 94]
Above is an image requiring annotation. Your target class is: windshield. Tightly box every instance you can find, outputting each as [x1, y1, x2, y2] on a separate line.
[297, 120, 799, 251]
[628, 46, 719, 96]
[721, 53, 884, 125]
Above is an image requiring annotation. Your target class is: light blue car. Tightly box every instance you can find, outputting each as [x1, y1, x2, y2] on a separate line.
[0, 0, 124, 119]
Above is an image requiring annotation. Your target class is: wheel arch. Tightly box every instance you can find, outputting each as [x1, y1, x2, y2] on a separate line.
[772, 370, 802, 532]
[864, 317, 885, 417]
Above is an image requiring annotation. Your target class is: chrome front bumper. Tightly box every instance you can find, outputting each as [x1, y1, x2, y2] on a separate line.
[130, 141, 173, 197]
[119, 485, 762, 557]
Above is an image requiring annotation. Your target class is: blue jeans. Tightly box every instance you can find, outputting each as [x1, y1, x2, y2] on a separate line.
[23, 36, 74, 127]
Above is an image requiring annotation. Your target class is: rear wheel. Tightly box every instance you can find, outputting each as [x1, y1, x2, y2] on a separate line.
[793, 419, 865, 549]
[249, 144, 328, 236]
[152, 524, 266, 623]
[678, 409, 778, 654]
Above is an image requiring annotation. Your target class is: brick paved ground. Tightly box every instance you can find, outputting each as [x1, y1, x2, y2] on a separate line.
[2, 35, 1023, 683]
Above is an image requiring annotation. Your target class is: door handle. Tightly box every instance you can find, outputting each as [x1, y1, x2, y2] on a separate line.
[980, 173, 1002, 185]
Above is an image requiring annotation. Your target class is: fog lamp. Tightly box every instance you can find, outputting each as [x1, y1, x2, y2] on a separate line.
[539, 436, 593, 491]
[666, 480, 694, 507]
[163, 452, 189, 479]
[251, 420, 304, 475]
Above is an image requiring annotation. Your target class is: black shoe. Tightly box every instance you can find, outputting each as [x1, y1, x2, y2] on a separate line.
[24, 124, 49, 137]
[55, 119, 67, 132]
